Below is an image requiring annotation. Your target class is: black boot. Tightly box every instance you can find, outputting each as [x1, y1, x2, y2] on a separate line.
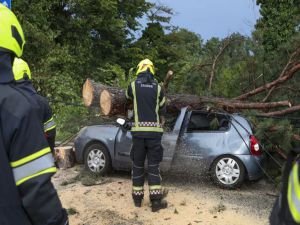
[132, 188, 144, 207]
[151, 199, 168, 212]
[133, 198, 142, 207]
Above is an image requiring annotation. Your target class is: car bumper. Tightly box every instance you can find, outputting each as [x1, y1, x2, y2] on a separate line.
[237, 154, 265, 181]
[74, 135, 86, 163]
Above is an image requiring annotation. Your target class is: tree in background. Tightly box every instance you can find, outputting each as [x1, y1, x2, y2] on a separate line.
[12, 0, 300, 153]
[256, 0, 300, 52]
[13, 0, 152, 139]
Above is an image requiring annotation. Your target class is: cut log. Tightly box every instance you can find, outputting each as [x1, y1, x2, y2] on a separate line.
[82, 78, 107, 107]
[100, 87, 127, 116]
[54, 146, 76, 169]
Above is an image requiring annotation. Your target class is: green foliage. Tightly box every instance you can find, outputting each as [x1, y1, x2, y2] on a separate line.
[146, 3, 174, 27]
[251, 117, 294, 153]
[13, 0, 151, 139]
[256, 0, 300, 51]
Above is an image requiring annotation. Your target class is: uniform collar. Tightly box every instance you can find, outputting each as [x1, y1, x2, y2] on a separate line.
[16, 81, 37, 95]
[137, 72, 155, 83]
[0, 52, 14, 84]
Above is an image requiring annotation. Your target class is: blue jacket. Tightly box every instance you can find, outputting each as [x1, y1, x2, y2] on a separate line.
[0, 52, 67, 225]
[126, 71, 166, 138]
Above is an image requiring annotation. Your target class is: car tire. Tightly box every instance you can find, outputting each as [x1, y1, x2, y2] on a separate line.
[211, 155, 245, 189]
[84, 143, 111, 175]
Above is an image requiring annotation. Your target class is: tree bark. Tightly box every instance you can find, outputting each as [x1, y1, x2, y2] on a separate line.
[82, 78, 107, 107]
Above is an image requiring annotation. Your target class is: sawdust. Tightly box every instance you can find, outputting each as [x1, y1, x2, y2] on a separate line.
[52, 166, 275, 225]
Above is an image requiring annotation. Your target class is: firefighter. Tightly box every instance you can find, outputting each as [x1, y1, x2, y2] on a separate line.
[0, 4, 68, 225]
[13, 57, 57, 152]
[270, 148, 300, 225]
[126, 58, 167, 212]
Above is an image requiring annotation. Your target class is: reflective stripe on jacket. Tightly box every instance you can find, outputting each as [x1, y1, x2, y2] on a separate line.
[44, 116, 56, 132]
[11, 147, 56, 186]
[288, 162, 300, 223]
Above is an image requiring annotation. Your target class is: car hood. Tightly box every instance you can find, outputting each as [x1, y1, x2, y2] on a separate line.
[76, 125, 120, 140]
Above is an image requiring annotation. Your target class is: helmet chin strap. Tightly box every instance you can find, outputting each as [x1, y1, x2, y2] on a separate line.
[0, 51, 14, 83]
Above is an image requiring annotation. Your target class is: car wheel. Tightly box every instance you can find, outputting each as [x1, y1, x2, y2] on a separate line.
[84, 143, 111, 175]
[211, 155, 245, 189]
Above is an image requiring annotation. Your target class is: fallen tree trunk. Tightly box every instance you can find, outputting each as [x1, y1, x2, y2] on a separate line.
[82, 78, 107, 107]
[82, 80, 293, 116]
[100, 87, 127, 116]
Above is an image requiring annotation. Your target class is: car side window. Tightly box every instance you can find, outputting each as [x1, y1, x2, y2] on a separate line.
[187, 112, 230, 132]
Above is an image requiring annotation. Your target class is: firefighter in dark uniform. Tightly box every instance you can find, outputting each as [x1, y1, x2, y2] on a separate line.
[13, 58, 57, 152]
[0, 4, 68, 225]
[126, 59, 167, 212]
[270, 147, 300, 225]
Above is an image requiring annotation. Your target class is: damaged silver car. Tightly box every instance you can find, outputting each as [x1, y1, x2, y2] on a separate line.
[74, 107, 264, 189]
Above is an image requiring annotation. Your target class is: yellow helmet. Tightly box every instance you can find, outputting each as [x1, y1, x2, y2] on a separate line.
[136, 59, 155, 75]
[0, 4, 25, 57]
[13, 58, 31, 81]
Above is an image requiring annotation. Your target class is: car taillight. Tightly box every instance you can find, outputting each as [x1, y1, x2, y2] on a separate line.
[250, 135, 262, 156]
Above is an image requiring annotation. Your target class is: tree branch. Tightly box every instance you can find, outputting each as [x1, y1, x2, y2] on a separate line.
[259, 104, 300, 117]
[163, 70, 174, 93]
[199, 97, 291, 110]
[191, 62, 212, 72]
[263, 48, 300, 102]
[235, 61, 300, 100]
[208, 37, 240, 91]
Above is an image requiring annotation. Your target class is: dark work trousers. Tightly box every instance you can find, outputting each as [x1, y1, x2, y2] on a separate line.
[131, 137, 163, 202]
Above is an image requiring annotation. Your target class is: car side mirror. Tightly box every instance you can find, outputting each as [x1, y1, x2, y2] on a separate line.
[116, 118, 126, 126]
[116, 118, 131, 131]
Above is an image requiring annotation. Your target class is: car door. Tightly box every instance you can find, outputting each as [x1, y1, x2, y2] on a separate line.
[160, 107, 189, 172]
[171, 111, 229, 174]
[114, 128, 132, 170]
[113, 108, 188, 172]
